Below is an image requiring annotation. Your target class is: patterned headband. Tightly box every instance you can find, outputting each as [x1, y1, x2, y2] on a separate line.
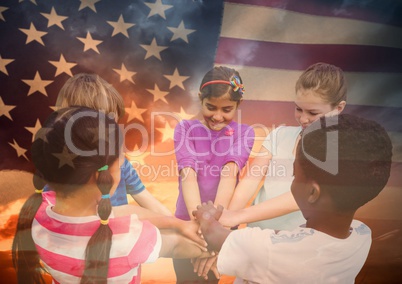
[200, 76, 245, 96]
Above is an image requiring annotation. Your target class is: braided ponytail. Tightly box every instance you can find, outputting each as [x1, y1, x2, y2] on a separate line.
[12, 110, 60, 283]
[80, 166, 113, 283]
[12, 172, 47, 284]
[12, 107, 122, 283]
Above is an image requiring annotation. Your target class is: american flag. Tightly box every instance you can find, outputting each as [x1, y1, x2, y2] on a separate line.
[1, 0, 402, 282]
[220, 1, 402, 282]
[0, 0, 224, 173]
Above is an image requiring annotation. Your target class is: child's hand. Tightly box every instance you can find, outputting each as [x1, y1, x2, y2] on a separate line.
[178, 219, 208, 249]
[192, 201, 223, 222]
[191, 254, 220, 280]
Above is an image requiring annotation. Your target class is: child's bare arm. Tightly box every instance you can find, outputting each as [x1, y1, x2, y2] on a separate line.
[131, 190, 172, 216]
[220, 191, 299, 227]
[181, 167, 202, 220]
[114, 204, 207, 248]
[214, 162, 239, 209]
[227, 146, 272, 211]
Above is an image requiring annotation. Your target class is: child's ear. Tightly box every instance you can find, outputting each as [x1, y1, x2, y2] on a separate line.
[307, 181, 321, 204]
[337, 100, 346, 113]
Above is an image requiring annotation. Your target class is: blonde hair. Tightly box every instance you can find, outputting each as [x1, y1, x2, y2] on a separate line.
[295, 63, 347, 107]
[56, 73, 125, 119]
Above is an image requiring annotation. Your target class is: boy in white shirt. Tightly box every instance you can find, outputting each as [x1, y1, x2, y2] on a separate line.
[193, 114, 392, 283]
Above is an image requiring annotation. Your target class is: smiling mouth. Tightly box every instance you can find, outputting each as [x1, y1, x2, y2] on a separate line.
[209, 120, 225, 129]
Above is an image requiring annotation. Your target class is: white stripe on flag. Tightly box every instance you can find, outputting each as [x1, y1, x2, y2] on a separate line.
[219, 64, 402, 107]
[222, 2, 402, 49]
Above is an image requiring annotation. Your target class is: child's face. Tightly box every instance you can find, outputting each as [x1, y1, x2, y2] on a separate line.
[201, 95, 238, 131]
[294, 89, 336, 129]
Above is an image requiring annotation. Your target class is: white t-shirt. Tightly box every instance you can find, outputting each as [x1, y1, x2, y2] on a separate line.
[249, 125, 305, 230]
[218, 220, 371, 284]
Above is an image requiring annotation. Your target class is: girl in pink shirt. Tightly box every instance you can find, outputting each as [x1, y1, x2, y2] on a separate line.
[173, 66, 255, 282]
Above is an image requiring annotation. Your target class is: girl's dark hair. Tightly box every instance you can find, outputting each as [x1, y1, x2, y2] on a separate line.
[12, 188, 47, 283]
[12, 106, 122, 283]
[199, 66, 243, 102]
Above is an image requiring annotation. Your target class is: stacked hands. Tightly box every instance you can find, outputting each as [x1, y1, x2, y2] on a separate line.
[191, 201, 225, 280]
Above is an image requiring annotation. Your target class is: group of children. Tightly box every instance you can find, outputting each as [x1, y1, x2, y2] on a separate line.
[11, 63, 392, 283]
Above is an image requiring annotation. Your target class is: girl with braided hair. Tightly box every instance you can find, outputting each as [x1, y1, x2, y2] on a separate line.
[12, 107, 209, 284]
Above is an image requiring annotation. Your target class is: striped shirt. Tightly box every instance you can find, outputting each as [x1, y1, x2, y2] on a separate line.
[32, 191, 161, 283]
[111, 158, 146, 206]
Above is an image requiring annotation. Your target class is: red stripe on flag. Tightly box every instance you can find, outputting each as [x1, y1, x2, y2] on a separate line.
[215, 37, 402, 72]
[225, 0, 402, 27]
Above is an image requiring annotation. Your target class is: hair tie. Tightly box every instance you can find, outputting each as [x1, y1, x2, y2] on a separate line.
[98, 165, 108, 172]
[35, 189, 43, 194]
[100, 219, 109, 225]
[101, 194, 110, 199]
